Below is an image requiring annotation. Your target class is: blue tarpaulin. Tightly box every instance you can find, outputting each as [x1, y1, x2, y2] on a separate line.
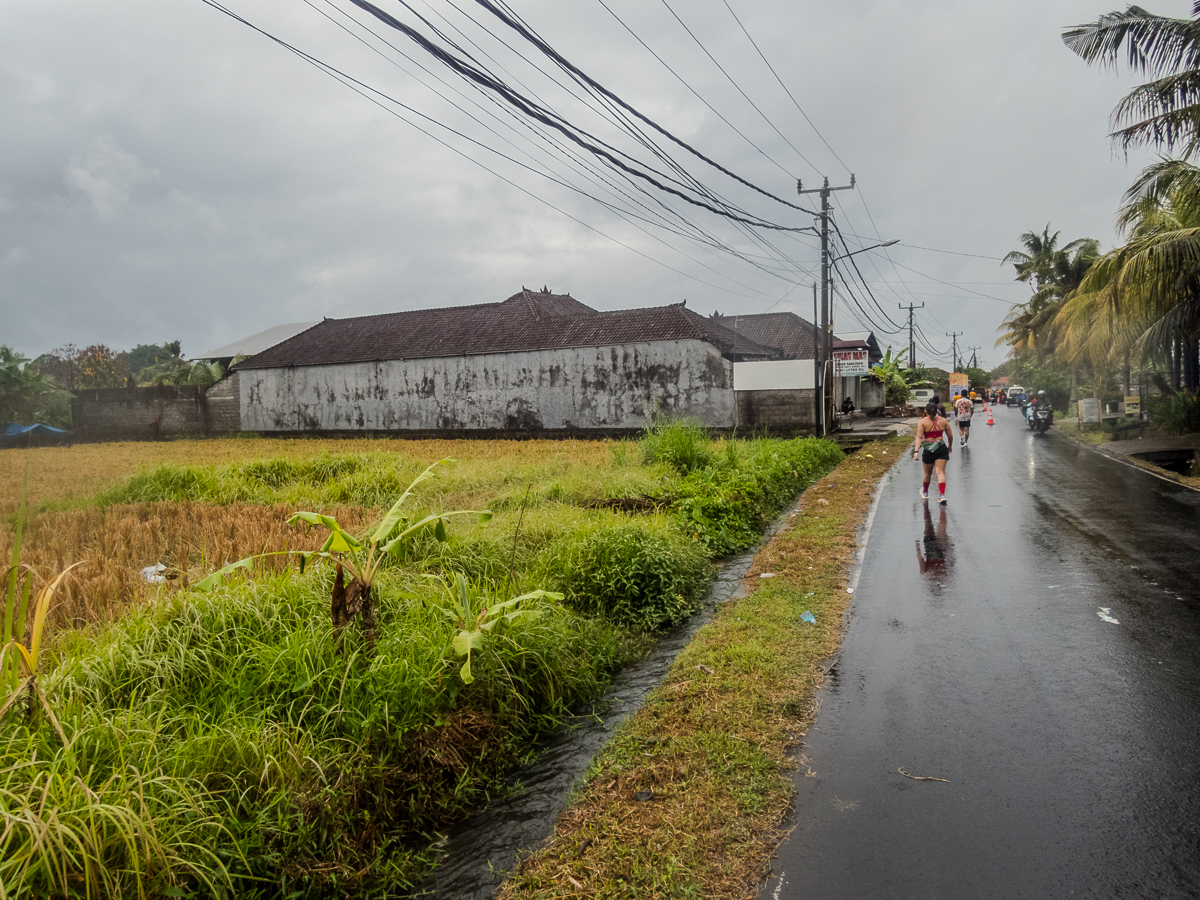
[1, 422, 72, 446]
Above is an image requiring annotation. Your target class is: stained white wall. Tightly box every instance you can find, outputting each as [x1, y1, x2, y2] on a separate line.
[239, 339, 735, 432]
[733, 359, 815, 391]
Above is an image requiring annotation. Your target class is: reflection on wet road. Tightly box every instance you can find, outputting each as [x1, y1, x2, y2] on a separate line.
[765, 407, 1200, 899]
[916, 504, 952, 583]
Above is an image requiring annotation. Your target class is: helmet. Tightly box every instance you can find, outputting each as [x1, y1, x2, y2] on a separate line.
[1038, 390, 1046, 395]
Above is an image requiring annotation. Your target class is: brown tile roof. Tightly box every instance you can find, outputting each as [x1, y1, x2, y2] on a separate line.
[235, 290, 779, 370]
[709, 311, 819, 360]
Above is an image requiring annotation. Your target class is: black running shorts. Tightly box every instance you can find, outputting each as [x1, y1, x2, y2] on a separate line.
[922, 443, 951, 464]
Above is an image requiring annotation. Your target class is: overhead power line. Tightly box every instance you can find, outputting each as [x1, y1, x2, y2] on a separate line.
[198, 0, 796, 301]
[899, 243, 1005, 261]
[343, 0, 813, 232]
[716, 0, 848, 176]
[456, 0, 820, 216]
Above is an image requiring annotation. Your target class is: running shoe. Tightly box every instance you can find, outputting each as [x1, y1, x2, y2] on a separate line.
[938, 496, 947, 506]
[919, 488, 928, 500]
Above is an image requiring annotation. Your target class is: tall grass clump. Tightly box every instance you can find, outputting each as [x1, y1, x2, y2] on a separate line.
[639, 417, 712, 474]
[673, 437, 844, 555]
[535, 516, 711, 631]
[94, 452, 416, 508]
[1, 567, 637, 897]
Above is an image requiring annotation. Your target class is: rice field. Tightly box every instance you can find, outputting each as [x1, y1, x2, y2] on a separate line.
[1, 437, 636, 515]
[2, 438, 660, 630]
[1, 428, 844, 898]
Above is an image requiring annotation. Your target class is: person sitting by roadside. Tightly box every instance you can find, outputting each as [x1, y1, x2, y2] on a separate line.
[841, 396, 856, 415]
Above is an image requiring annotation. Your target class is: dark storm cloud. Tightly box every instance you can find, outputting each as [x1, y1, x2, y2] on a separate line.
[1, 0, 1191, 367]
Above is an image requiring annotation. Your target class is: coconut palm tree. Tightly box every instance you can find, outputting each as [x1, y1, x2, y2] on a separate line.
[1064, 3, 1200, 159]
[1053, 160, 1200, 391]
[1063, 5, 1200, 388]
[1002, 226, 1066, 292]
[998, 231, 1101, 366]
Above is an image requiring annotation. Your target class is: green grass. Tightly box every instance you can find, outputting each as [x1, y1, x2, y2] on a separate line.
[5, 569, 637, 897]
[88, 450, 671, 513]
[5, 429, 845, 897]
[498, 440, 901, 900]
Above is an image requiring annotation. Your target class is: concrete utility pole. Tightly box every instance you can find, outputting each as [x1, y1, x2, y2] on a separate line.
[947, 331, 963, 372]
[813, 282, 821, 435]
[899, 302, 924, 368]
[968, 346, 980, 369]
[799, 175, 856, 435]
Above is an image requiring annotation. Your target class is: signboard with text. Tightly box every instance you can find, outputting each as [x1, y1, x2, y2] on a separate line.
[1124, 395, 1141, 416]
[832, 349, 869, 377]
[949, 372, 969, 394]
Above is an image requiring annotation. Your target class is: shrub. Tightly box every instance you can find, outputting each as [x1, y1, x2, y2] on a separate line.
[1148, 390, 1200, 435]
[673, 437, 843, 556]
[639, 417, 712, 473]
[536, 519, 711, 631]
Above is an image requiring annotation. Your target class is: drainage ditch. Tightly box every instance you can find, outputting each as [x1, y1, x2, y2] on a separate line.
[414, 506, 800, 899]
[1129, 448, 1199, 477]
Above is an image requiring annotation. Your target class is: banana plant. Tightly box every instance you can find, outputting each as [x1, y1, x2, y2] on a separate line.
[0, 457, 76, 747]
[196, 458, 492, 653]
[1, 563, 82, 748]
[434, 573, 558, 684]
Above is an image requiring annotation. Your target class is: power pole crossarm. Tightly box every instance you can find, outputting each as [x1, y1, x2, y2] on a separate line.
[946, 331, 963, 372]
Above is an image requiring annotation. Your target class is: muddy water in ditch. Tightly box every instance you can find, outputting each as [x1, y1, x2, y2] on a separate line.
[415, 507, 800, 899]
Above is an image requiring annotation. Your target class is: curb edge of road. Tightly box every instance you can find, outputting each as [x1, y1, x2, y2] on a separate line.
[846, 460, 897, 595]
[1068, 433, 1200, 493]
[758, 453, 901, 900]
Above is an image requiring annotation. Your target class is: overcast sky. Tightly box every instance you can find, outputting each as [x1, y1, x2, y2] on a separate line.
[2, 0, 1192, 371]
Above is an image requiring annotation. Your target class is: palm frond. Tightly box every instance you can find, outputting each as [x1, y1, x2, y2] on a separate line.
[1063, 6, 1200, 77]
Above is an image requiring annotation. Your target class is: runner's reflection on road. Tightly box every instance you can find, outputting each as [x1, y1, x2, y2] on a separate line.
[915, 504, 953, 592]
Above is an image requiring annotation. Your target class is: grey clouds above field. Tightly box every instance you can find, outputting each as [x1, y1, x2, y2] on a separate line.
[1, 0, 1191, 369]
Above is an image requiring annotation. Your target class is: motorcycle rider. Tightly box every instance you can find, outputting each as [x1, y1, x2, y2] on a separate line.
[1033, 390, 1053, 432]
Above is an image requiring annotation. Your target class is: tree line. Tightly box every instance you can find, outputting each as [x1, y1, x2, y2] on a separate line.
[1, 341, 233, 429]
[995, 3, 1200, 432]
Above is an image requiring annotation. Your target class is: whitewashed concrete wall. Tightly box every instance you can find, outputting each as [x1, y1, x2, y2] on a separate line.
[239, 340, 735, 432]
[733, 359, 815, 391]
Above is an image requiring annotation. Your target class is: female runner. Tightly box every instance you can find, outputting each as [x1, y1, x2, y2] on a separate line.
[913, 400, 953, 504]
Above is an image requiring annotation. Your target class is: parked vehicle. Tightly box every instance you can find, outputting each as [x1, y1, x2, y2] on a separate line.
[909, 388, 936, 407]
[1007, 385, 1026, 407]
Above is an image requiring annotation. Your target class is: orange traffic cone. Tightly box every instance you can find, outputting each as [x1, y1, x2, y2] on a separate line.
[987, 409, 994, 426]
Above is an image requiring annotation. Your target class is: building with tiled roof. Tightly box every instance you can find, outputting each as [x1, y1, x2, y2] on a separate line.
[238, 289, 778, 370]
[232, 288, 805, 434]
[709, 311, 819, 361]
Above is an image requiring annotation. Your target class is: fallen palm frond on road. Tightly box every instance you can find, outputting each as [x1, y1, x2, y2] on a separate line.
[499, 438, 903, 900]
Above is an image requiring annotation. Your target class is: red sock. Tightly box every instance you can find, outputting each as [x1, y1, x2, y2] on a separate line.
[923, 481, 930, 492]
[939, 483, 946, 496]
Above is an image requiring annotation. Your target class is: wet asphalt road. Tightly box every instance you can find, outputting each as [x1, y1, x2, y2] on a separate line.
[763, 406, 1200, 899]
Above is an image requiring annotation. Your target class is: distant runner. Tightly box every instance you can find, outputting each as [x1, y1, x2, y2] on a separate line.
[955, 393, 974, 447]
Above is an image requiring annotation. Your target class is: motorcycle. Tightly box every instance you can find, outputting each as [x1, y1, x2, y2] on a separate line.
[1033, 404, 1053, 434]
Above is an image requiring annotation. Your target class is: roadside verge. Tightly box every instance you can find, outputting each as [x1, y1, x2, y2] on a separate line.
[1058, 427, 1200, 492]
[498, 437, 905, 900]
